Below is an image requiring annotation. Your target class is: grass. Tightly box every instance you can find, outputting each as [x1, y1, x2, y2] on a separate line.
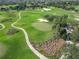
[0, 7, 76, 59]
[16, 10, 54, 43]
[32, 22, 52, 31]
[0, 30, 38, 59]
[16, 8, 75, 43]
[0, 11, 38, 59]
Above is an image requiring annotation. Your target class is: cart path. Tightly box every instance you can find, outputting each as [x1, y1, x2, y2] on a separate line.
[0, 23, 5, 30]
[11, 12, 48, 59]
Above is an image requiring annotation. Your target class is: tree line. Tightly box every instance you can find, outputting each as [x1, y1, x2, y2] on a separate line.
[44, 14, 79, 42]
[0, 1, 79, 11]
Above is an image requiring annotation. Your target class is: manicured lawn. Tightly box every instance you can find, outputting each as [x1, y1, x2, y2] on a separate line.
[16, 10, 54, 43]
[0, 7, 76, 59]
[16, 8, 74, 43]
[0, 11, 38, 59]
[0, 29, 38, 59]
[32, 22, 52, 31]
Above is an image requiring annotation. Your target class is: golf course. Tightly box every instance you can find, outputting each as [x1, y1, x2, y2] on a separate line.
[0, 5, 79, 59]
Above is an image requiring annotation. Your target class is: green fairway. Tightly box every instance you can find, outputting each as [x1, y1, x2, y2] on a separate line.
[16, 8, 74, 43]
[0, 7, 76, 59]
[0, 11, 38, 59]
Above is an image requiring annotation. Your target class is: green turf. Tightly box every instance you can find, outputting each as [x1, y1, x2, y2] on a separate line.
[0, 7, 76, 59]
[0, 11, 38, 59]
[32, 22, 52, 31]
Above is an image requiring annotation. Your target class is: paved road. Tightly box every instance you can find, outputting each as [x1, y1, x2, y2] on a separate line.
[11, 12, 48, 59]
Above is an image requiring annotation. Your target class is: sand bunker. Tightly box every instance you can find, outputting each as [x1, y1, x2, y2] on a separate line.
[43, 8, 51, 11]
[0, 43, 7, 58]
[37, 18, 48, 22]
[75, 18, 79, 21]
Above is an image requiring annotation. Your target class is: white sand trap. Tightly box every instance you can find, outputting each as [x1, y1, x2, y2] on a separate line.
[32, 22, 52, 31]
[38, 18, 48, 22]
[0, 43, 7, 58]
[43, 8, 51, 11]
[66, 41, 74, 45]
[76, 43, 79, 47]
[75, 18, 79, 21]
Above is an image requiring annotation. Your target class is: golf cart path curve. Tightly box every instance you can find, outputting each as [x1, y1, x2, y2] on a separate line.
[11, 12, 48, 59]
[0, 23, 5, 30]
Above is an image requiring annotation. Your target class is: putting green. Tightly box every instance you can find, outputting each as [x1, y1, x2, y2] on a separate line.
[32, 22, 52, 31]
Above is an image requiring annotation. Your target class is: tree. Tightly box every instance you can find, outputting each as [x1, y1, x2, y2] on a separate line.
[65, 45, 79, 59]
[44, 14, 68, 39]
